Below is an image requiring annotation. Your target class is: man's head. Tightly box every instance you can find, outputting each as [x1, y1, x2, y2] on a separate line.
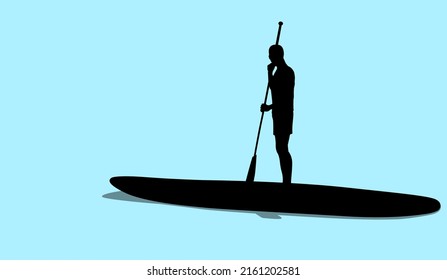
[269, 45, 284, 65]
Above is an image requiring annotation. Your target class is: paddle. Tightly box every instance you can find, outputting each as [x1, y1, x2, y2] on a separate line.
[246, 21, 283, 182]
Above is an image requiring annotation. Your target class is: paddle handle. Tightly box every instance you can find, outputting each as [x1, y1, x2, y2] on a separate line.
[275, 21, 283, 45]
[252, 21, 283, 157]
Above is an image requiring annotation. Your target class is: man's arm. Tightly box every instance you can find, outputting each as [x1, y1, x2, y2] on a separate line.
[267, 63, 275, 82]
[262, 63, 277, 112]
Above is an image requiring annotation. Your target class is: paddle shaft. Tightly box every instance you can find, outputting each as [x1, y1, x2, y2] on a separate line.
[252, 21, 283, 157]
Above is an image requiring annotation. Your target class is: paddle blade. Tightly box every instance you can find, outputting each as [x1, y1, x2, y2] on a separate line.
[246, 155, 257, 182]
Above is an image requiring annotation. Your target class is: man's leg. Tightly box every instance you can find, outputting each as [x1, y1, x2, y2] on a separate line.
[275, 134, 292, 184]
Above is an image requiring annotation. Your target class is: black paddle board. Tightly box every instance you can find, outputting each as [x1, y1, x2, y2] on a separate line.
[109, 176, 440, 218]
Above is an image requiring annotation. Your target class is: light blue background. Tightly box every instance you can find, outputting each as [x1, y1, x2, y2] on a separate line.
[1, 1, 445, 259]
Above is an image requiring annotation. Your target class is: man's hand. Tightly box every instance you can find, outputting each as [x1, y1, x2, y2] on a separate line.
[260, 103, 272, 112]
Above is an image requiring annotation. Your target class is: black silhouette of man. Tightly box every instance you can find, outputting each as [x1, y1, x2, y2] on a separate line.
[260, 45, 294, 184]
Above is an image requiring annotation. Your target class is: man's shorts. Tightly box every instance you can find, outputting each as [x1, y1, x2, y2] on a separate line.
[272, 111, 293, 135]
